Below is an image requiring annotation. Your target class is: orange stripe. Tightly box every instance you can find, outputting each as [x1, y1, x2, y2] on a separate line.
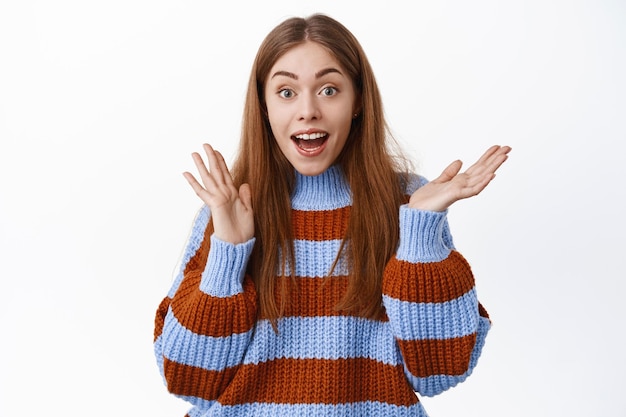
[169, 222, 258, 336]
[182, 221, 213, 274]
[154, 296, 171, 342]
[292, 207, 350, 241]
[269, 276, 388, 321]
[219, 357, 419, 406]
[478, 302, 490, 320]
[397, 333, 477, 377]
[383, 251, 475, 303]
[273, 276, 348, 318]
[163, 358, 239, 401]
[171, 275, 258, 337]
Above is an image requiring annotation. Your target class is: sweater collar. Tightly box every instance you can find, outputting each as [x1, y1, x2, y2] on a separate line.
[291, 165, 352, 210]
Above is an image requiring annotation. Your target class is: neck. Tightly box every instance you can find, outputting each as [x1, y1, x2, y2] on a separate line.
[291, 165, 352, 210]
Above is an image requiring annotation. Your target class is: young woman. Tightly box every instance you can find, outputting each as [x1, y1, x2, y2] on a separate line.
[154, 13, 511, 417]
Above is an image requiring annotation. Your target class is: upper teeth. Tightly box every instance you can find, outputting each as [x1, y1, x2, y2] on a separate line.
[295, 132, 326, 140]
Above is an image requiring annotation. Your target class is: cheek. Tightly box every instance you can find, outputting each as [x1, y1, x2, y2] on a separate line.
[264, 96, 278, 127]
[340, 113, 355, 136]
[267, 116, 290, 150]
[266, 105, 287, 133]
[265, 111, 280, 137]
[339, 115, 356, 148]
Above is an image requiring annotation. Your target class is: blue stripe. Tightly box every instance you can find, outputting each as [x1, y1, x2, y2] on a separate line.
[153, 334, 165, 380]
[405, 316, 491, 397]
[281, 239, 349, 277]
[396, 206, 452, 263]
[188, 401, 428, 416]
[291, 166, 352, 210]
[383, 289, 479, 340]
[179, 396, 215, 413]
[200, 236, 255, 297]
[243, 316, 400, 366]
[160, 308, 252, 372]
[168, 206, 210, 298]
[402, 173, 428, 195]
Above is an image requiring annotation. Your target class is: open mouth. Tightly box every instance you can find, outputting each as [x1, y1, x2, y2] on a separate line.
[291, 132, 329, 152]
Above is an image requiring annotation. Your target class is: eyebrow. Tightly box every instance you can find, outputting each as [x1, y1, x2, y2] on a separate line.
[270, 67, 343, 80]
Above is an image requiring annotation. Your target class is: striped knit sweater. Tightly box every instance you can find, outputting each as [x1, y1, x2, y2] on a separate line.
[153, 165, 491, 417]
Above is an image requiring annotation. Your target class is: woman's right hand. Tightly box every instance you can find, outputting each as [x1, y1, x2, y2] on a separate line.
[183, 143, 254, 244]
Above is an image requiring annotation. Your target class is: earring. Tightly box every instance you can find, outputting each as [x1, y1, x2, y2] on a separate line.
[353, 113, 358, 118]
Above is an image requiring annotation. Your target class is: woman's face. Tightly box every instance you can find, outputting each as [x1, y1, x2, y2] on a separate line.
[264, 41, 358, 176]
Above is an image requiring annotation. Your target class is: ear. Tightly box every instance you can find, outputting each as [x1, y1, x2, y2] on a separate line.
[352, 97, 363, 119]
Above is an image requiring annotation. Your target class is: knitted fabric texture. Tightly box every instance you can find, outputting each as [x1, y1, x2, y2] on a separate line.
[153, 166, 491, 417]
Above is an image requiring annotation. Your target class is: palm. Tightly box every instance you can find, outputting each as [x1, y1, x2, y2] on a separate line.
[409, 145, 511, 212]
[183, 144, 254, 244]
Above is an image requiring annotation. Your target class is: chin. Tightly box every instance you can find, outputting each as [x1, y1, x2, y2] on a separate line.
[292, 162, 332, 177]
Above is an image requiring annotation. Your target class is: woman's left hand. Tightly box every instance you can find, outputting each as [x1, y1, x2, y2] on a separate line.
[408, 145, 512, 212]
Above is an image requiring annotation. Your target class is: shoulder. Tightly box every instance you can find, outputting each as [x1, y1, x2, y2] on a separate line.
[185, 205, 211, 244]
[193, 205, 211, 229]
[399, 172, 429, 196]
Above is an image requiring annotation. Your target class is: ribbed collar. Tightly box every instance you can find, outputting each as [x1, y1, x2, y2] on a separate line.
[291, 165, 352, 211]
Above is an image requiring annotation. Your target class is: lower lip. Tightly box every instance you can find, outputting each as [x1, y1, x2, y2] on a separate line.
[293, 137, 328, 157]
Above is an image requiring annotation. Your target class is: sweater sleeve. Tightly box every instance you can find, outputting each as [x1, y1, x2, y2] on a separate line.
[382, 203, 491, 397]
[153, 206, 258, 408]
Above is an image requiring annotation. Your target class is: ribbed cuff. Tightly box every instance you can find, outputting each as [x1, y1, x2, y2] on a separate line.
[200, 236, 255, 297]
[396, 205, 451, 263]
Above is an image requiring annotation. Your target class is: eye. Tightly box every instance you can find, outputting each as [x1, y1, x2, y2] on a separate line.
[278, 88, 295, 99]
[321, 86, 337, 96]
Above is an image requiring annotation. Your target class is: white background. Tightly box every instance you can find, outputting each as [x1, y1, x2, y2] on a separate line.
[1, 0, 625, 415]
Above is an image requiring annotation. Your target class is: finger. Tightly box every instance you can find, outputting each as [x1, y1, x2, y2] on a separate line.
[488, 152, 510, 173]
[454, 169, 495, 198]
[191, 151, 218, 190]
[239, 183, 253, 211]
[182, 171, 210, 198]
[475, 145, 502, 165]
[466, 149, 510, 194]
[434, 160, 463, 183]
[215, 150, 236, 189]
[463, 146, 499, 177]
[466, 145, 510, 176]
[203, 143, 226, 186]
[482, 145, 511, 164]
[481, 147, 511, 175]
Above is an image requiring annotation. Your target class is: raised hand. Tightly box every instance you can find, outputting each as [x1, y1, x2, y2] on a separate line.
[183, 144, 254, 244]
[409, 145, 512, 212]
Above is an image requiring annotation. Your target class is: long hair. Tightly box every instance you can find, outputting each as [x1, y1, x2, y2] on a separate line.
[227, 14, 408, 325]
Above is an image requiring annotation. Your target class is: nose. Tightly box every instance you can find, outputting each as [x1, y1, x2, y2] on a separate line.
[298, 93, 320, 121]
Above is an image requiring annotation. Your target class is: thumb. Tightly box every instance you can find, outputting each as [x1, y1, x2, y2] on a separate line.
[239, 183, 253, 210]
[434, 160, 463, 183]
